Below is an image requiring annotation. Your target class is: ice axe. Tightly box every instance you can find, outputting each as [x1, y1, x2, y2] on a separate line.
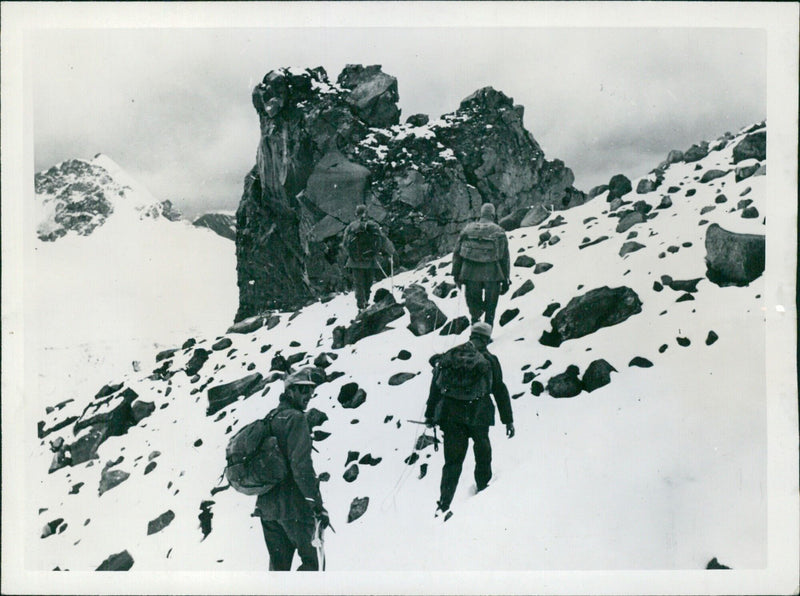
[312, 518, 326, 571]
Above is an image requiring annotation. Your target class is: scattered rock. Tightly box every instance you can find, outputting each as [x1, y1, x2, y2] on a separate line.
[185, 349, 210, 376]
[700, 169, 729, 183]
[99, 467, 130, 496]
[206, 373, 265, 416]
[539, 286, 643, 347]
[155, 348, 178, 363]
[306, 408, 329, 428]
[659, 344, 668, 353]
[96, 550, 134, 571]
[700, 205, 716, 215]
[735, 164, 760, 182]
[706, 557, 731, 570]
[511, 279, 534, 299]
[581, 359, 617, 392]
[227, 315, 266, 334]
[337, 383, 367, 409]
[629, 357, 653, 368]
[439, 316, 470, 336]
[619, 241, 646, 257]
[715, 194, 728, 204]
[404, 452, 420, 465]
[741, 206, 759, 219]
[588, 184, 609, 199]
[530, 381, 544, 396]
[676, 337, 691, 347]
[657, 196, 673, 209]
[704, 223, 765, 286]
[706, 331, 719, 345]
[343, 464, 359, 483]
[359, 454, 382, 466]
[199, 501, 214, 541]
[522, 372, 536, 384]
[676, 293, 695, 302]
[345, 451, 360, 466]
[212, 338, 233, 351]
[415, 434, 439, 451]
[685, 188, 696, 197]
[498, 308, 519, 326]
[534, 262, 553, 275]
[144, 462, 157, 475]
[418, 463, 428, 479]
[332, 292, 405, 348]
[388, 372, 416, 386]
[348, 496, 369, 523]
[542, 302, 561, 317]
[514, 255, 536, 268]
[312, 430, 331, 441]
[432, 281, 455, 298]
[683, 142, 709, 163]
[396, 350, 412, 360]
[41, 518, 64, 539]
[616, 211, 646, 233]
[520, 204, 552, 227]
[147, 510, 175, 535]
[579, 236, 609, 249]
[547, 365, 582, 398]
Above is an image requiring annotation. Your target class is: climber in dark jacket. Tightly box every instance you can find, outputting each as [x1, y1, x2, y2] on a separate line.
[425, 322, 515, 515]
[342, 204, 396, 310]
[254, 368, 329, 571]
[452, 203, 510, 325]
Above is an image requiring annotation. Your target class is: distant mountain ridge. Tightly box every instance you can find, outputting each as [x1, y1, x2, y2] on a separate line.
[35, 154, 182, 241]
[192, 212, 236, 241]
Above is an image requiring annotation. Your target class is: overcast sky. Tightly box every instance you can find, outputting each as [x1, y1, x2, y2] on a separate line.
[31, 26, 765, 219]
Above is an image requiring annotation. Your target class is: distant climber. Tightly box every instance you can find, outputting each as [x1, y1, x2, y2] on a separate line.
[342, 204, 396, 310]
[425, 322, 515, 517]
[452, 203, 510, 325]
[253, 368, 329, 571]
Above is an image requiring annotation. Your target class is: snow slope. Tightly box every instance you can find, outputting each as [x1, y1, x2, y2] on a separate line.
[29, 125, 769, 579]
[30, 155, 238, 419]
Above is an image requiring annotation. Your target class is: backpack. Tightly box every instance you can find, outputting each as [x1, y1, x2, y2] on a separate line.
[458, 223, 503, 263]
[224, 409, 287, 496]
[346, 220, 382, 261]
[434, 341, 493, 400]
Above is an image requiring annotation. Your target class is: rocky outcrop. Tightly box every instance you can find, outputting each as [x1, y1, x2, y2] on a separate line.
[607, 174, 632, 201]
[732, 131, 766, 164]
[547, 365, 582, 398]
[581, 359, 616, 392]
[704, 223, 765, 286]
[539, 286, 643, 347]
[403, 285, 447, 336]
[235, 66, 586, 317]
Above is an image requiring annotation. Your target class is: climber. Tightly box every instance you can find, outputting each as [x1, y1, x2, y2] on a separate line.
[253, 368, 329, 570]
[452, 202, 510, 325]
[425, 322, 515, 517]
[342, 204, 396, 310]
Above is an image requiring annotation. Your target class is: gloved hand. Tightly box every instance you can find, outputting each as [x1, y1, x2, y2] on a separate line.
[500, 280, 510, 295]
[506, 423, 515, 438]
[425, 417, 436, 428]
[313, 505, 330, 529]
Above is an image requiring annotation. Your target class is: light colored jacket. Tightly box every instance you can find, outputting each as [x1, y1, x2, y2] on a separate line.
[452, 217, 510, 282]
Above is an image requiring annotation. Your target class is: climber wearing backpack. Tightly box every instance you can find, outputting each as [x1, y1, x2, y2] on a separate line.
[252, 368, 329, 571]
[342, 204, 396, 310]
[425, 322, 514, 517]
[452, 202, 510, 325]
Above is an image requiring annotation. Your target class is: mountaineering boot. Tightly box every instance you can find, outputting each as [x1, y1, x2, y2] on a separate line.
[435, 501, 453, 522]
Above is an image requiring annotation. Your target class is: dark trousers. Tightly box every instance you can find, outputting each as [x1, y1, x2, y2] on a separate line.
[464, 281, 501, 325]
[438, 421, 492, 510]
[260, 518, 319, 571]
[350, 268, 374, 309]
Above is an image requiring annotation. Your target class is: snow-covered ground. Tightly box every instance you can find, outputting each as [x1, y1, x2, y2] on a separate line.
[15, 124, 796, 593]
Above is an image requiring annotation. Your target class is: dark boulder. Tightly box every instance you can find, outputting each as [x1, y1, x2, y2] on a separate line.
[741, 206, 759, 219]
[616, 211, 646, 233]
[700, 169, 729, 183]
[406, 113, 429, 127]
[396, 349, 412, 360]
[75, 387, 139, 436]
[206, 373, 265, 416]
[403, 284, 447, 336]
[607, 174, 632, 201]
[306, 408, 329, 428]
[99, 467, 130, 496]
[348, 496, 369, 523]
[706, 331, 719, 345]
[715, 194, 728, 204]
[704, 223, 765, 286]
[147, 510, 175, 535]
[514, 255, 536, 268]
[185, 349, 210, 376]
[542, 302, 561, 317]
[343, 464, 359, 483]
[732, 131, 766, 164]
[432, 281, 455, 299]
[530, 380, 544, 396]
[511, 279, 534, 299]
[706, 557, 731, 570]
[539, 286, 643, 347]
[337, 383, 367, 409]
[684, 141, 709, 163]
[96, 550, 134, 571]
[212, 337, 233, 351]
[226, 315, 265, 334]
[534, 262, 553, 274]
[619, 241, 646, 257]
[520, 204, 551, 227]
[581, 359, 617, 392]
[735, 164, 760, 182]
[155, 348, 178, 363]
[498, 308, 519, 326]
[332, 292, 405, 348]
[338, 64, 400, 128]
[388, 372, 416, 386]
[588, 184, 609, 199]
[547, 365, 582, 398]
[629, 357, 653, 368]
[439, 316, 470, 336]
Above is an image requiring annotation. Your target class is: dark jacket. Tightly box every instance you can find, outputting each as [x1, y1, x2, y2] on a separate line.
[342, 218, 396, 269]
[254, 397, 323, 521]
[425, 344, 513, 428]
[452, 218, 510, 283]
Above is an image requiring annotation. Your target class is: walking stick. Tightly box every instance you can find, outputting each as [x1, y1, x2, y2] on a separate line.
[312, 518, 325, 571]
